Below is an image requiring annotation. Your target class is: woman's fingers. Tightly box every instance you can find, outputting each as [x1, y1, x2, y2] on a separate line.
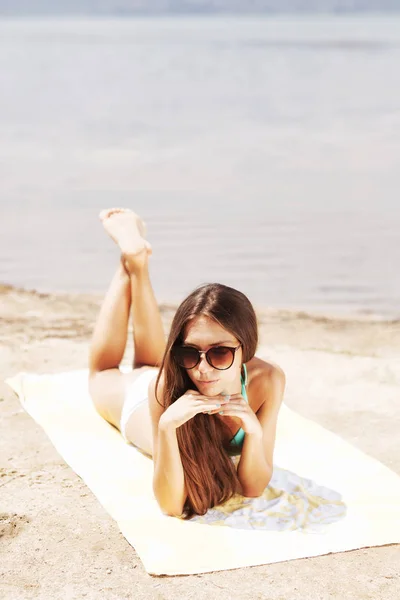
[185, 391, 242, 416]
[200, 399, 231, 414]
[185, 397, 225, 413]
[204, 402, 247, 416]
[217, 401, 248, 414]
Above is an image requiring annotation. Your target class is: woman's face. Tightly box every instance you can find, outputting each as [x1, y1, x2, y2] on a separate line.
[181, 315, 243, 396]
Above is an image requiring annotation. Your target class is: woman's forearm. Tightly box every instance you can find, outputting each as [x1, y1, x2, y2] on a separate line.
[152, 420, 187, 517]
[237, 432, 272, 497]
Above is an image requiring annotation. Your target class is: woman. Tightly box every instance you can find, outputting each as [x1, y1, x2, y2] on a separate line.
[88, 208, 286, 519]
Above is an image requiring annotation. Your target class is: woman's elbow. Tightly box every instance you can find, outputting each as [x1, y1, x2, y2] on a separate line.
[154, 496, 183, 517]
[158, 499, 186, 518]
[241, 475, 272, 498]
[242, 488, 264, 498]
[153, 484, 186, 517]
[162, 507, 185, 518]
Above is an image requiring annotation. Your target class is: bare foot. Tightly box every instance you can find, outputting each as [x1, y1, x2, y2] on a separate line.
[99, 208, 152, 272]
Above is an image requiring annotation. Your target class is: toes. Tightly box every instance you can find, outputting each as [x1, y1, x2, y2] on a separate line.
[108, 208, 124, 217]
[99, 208, 119, 220]
[99, 207, 125, 220]
[98, 208, 147, 242]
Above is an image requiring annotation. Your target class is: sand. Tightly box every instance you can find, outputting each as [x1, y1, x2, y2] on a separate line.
[1, 283, 399, 599]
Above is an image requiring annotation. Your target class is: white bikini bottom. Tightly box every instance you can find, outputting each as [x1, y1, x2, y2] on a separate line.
[120, 368, 159, 443]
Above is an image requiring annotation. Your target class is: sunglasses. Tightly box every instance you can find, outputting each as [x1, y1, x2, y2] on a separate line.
[172, 344, 242, 370]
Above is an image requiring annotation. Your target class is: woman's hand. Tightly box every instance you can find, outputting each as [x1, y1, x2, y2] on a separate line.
[218, 393, 263, 436]
[159, 390, 231, 431]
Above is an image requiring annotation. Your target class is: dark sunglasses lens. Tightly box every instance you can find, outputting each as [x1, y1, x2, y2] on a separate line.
[174, 347, 199, 369]
[208, 347, 234, 369]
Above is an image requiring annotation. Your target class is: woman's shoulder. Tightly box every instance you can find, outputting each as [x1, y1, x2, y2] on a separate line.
[245, 356, 285, 411]
[246, 355, 285, 383]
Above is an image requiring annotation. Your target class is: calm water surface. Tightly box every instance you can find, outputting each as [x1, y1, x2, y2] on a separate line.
[0, 16, 399, 318]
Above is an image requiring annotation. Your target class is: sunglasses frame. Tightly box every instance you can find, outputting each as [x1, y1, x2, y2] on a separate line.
[172, 343, 242, 370]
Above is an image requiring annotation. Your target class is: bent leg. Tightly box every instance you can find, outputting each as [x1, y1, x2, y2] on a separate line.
[88, 254, 166, 375]
[126, 253, 166, 369]
[88, 209, 166, 448]
[88, 257, 131, 374]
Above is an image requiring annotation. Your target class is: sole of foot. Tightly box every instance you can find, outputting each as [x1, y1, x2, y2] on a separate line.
[99, 208, 152, 259]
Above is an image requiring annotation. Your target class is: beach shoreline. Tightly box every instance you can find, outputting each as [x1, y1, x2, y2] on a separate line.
[1, 282, 399, 380]
[1, 283, 399, 598]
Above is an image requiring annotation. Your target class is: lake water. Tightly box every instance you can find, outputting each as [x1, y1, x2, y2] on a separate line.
[0, 15, 399, 319]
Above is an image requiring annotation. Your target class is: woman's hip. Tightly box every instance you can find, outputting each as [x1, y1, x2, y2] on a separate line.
[120, 367, 159, 445]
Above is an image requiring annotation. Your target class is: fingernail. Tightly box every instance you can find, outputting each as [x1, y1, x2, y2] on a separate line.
[219, 411, 224, 415]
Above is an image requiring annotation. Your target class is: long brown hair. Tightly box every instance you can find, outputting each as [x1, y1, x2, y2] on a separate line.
[155, 283, 258, 519]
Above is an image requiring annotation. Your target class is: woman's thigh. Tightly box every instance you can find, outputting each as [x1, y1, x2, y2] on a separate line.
[88, 365, 156, 434]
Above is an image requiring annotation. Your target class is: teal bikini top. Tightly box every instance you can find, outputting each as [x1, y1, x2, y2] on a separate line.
[228, 363, 248, 450]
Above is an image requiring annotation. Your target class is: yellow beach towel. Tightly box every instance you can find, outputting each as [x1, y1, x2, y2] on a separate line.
[5, 368, 400, 575]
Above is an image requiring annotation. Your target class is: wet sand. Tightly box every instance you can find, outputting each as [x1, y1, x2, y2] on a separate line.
[1, 284, 399, 599]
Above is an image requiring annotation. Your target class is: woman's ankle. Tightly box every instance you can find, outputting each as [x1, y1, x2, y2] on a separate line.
[117, 256, 132, 281]
[122, 249, 149, 277]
